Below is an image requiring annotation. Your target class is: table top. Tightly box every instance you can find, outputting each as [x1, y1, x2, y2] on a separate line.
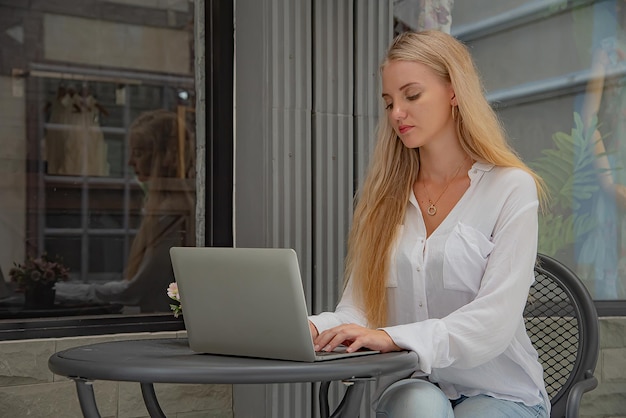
[49, 338, 418, 385]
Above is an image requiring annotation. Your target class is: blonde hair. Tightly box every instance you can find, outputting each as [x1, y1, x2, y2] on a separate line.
[346, 30, 546, 328]
[125, 109, 196, 279]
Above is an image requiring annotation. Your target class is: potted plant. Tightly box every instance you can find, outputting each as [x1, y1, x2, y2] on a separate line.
[8, 253, 70, 309]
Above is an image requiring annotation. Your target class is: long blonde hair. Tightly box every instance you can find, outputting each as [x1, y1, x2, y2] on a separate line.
[125, 109, 196, 279]
[346, 30, 546, 328]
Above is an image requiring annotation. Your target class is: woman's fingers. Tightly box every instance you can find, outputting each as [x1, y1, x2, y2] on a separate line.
[313, 324, 352, 351]
[313, 324, 400, 353]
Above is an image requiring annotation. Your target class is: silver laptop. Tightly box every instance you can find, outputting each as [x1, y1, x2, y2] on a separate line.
[169, 247, 379, 362]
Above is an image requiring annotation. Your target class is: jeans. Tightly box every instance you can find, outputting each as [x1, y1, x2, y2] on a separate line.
[376, 379, 548, 418]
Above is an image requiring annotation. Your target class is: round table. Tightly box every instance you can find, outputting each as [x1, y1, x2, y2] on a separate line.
[49, 338, 418, 418]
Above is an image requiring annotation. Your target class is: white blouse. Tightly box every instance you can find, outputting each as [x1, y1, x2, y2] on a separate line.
[309, 162, 549, 411]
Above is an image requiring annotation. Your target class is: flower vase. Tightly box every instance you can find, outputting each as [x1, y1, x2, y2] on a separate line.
[24, 284, 56, 309]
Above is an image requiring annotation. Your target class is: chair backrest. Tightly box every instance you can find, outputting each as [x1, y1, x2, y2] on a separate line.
[525, 254, 599, 417]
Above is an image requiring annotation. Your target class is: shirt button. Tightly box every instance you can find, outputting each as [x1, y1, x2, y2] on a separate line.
[416, 266, 421, 272]
[418, 302, 423, 307]
[473, 169, 478, 174]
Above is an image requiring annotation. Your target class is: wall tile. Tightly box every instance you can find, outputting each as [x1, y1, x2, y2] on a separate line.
[602, 349, 626, 383]
[599, 317, 626, 349]
[0, 339, 55, 386]
[0, 379, 117, 417]
[117, 381, 232, 417]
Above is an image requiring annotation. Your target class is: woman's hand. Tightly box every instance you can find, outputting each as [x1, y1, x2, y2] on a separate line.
[313, 323, 401, 353]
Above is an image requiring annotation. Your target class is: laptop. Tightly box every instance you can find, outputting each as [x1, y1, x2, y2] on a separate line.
[169, 247, 379, 362]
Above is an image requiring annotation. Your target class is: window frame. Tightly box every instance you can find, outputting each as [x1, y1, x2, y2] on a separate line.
[0, 0, 234, 340]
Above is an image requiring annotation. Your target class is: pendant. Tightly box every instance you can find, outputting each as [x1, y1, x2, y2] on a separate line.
[427, 204, 437, 216]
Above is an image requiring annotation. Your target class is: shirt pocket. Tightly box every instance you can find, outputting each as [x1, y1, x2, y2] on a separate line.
[387, 224, 404, 288]
[442, 222, 494, 294]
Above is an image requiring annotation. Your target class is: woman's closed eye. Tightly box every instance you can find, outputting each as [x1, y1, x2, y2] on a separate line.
[384, 92, 420, 110]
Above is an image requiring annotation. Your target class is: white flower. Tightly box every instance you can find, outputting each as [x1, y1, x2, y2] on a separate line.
[167, 282, 180, 301]
[166, 282, 182, 318]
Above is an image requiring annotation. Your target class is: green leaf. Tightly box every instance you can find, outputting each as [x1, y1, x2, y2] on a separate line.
[533, 111, 613, 256]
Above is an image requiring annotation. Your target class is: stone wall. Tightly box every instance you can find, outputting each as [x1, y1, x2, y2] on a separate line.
[0, 318, 623, 417]
[581, 317, 626, 418]
[0, 331, 232, 417]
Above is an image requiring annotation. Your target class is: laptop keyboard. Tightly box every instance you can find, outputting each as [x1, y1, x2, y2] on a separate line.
[315, 350, 339, 357]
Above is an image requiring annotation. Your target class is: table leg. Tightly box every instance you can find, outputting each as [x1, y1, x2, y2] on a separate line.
[319, 381, 331, 418]
[140, 383, 167, 418]
[329, 380, 367, 418]
[73, 378, 102, 418]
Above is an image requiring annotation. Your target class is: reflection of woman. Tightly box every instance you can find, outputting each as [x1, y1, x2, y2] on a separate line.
[56, 110, 195, 312]
[576, 0, 626, 299]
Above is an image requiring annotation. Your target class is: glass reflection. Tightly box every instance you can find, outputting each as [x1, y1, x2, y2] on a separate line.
[0, 1, 196, 318]
[55, 109, 196, 313]
[575, 0, 626, 299]
[391, 1, 626, 301]
[393, 0, 454, 34]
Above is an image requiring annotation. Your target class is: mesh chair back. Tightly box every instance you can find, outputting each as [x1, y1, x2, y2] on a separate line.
[525, 254, 599, 417]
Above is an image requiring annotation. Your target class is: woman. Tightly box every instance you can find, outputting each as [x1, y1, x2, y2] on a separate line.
[308, 31, 549, 417]
[56, 109, 195, 313]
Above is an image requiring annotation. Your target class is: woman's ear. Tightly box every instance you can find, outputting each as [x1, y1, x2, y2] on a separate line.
[450, 91, 457, 107]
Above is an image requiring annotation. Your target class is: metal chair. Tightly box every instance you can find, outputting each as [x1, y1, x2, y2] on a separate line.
[527, 253, 599, 418]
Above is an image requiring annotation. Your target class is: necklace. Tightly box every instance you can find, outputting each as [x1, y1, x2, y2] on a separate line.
[421, 158, 467, 216]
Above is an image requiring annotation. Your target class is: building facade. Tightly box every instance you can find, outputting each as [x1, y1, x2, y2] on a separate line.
[0, 0, 624, 416]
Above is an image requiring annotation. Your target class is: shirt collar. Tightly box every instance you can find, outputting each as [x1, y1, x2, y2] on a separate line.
[468, 161, 494, 180]
[472, 161, 494, 172]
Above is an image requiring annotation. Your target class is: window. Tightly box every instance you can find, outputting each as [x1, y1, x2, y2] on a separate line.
[0, 1, 202, 330]
[393, 0, 625, 312]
